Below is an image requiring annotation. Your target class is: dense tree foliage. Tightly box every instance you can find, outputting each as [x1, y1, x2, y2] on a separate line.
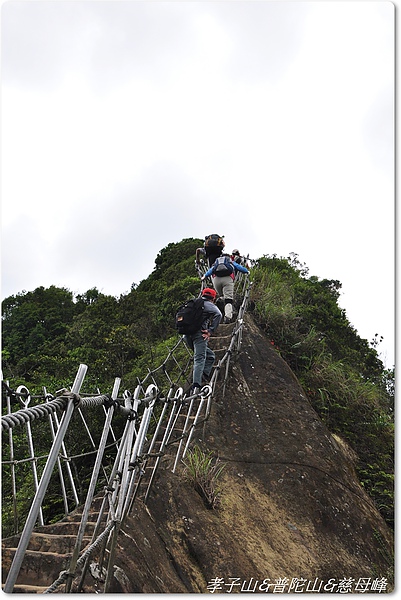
[1, 239, 202, 392]
[2, 239, 394, 528]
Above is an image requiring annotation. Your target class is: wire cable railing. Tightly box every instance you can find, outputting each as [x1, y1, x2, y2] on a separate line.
[2, 262, 252, 593]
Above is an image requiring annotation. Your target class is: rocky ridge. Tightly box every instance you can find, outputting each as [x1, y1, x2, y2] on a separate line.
[2, 314, 394, 593]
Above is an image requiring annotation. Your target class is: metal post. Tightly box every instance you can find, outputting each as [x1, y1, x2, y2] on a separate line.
[65, 378, 121, 593]
[172, 395, 195, 473]
[44, 387, 80, 507]
[16, 385, 44, 526]
[142, 388, 184, 510]
[121, 389, 157, 519]
[6, 381, 18, 534]
[77, 417, 132, 593]
[182, 389, 211, 459]
[3, 364, 88, 594]
[44, 387, 69, 516]
[105, 387, 157, 593]
[114, 400, 139, 519]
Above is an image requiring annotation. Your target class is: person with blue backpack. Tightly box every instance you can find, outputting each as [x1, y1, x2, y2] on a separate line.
[201, 253, 249, 323]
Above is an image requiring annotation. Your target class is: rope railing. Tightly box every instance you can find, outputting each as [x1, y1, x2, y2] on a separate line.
[3, 364, 88, 594]
[1, 395, 69, 431]
[2, 261, 253, 593]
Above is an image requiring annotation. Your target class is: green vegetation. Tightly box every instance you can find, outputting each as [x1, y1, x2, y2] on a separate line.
[1, 238, 202, 393]
[1, 239, 394, 529]
[250, 253, 394, 528]
[183, 446, 226, 509]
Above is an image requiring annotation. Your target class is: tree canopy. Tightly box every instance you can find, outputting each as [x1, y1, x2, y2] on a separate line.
[1, 238, 393, 528]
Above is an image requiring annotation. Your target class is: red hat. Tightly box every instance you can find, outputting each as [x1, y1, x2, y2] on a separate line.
[202, 287, 217, 300]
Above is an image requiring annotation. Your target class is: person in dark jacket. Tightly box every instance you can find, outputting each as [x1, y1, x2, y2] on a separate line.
[184, 287, 222, 394]
[196, 235, 225, 267]
[202, 254, 249, 323]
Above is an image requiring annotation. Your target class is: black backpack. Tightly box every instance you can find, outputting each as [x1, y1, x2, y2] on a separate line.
[175, 297, 205, 335]
[214, 255, 234, 277]
[204, 234, 224, 254]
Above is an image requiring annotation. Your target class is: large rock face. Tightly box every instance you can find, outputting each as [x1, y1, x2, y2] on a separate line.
[111, 314, 393, 593]
[2, 314, 393, 593]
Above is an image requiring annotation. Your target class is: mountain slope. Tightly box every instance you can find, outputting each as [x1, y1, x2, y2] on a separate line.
[110, 313, 393, 593]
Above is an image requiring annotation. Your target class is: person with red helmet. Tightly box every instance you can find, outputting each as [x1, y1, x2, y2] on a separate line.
[184, 287, 222, 394]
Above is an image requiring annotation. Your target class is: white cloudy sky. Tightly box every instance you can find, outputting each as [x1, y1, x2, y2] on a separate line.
[1, 1, 394, 368]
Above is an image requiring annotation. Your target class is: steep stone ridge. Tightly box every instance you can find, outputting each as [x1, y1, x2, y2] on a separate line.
[112, 313, 393, 593]
[2, 314, 394, 593]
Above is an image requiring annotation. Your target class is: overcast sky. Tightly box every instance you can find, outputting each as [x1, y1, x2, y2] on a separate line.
[1, 1, 394, 368]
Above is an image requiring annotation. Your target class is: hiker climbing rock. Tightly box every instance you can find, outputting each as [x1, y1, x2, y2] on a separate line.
[231, 249, 242, 264]
[230, 249, 250, 268]
[202, 253, 249, 323]
[177, 287, 222, 394]
[196, 234, 225, 267]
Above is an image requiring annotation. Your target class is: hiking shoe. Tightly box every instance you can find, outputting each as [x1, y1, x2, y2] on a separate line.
[191, 384, 201, 395]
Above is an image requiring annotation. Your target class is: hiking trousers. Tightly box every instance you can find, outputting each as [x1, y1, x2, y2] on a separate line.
[213, 276, 234, 320]
[184, 330, 215, 387]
